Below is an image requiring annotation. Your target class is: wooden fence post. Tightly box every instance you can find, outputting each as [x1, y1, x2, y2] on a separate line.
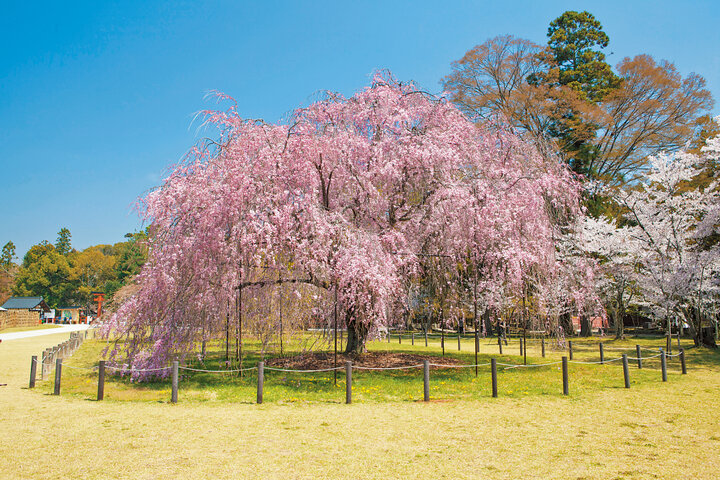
[622, 354, 630, 388]
[636, 345, 642, 369]
[562, 356, 569, 395]
[53, 358, 62, 395]
[423, 360, 429, 402]
[412, 333, 415, 345]
[29, 356, 37, 388]
[680, 349, 687, 374]
[41, 350, 47, 380]
[171, 360, 179, 403]
[599, 343, 604, 364]
[345, 361, 352, 404]
[457, 335, 461, 351]
[491, 358, 498, 398]
[660, 349, 667, 382]
[399, 333, 401, 344]
[498, 336, 503, 355]
[257, 361, 264, 404]
[568, 341, 573, 360]
[541, 338, 545, 358]
[97, 360, 105, 400]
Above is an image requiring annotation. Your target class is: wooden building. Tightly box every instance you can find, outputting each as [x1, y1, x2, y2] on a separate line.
[0, 296, 50, 330]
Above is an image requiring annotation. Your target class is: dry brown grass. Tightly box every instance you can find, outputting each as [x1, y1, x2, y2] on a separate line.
[2, 332, 719, 479]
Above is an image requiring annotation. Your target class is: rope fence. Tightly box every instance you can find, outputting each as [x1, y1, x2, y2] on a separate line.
[32, 341, 690, 404]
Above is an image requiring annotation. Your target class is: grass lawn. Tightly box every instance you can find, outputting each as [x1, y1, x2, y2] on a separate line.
[2, 331, 719, 479]
[0, 324, 62, 333]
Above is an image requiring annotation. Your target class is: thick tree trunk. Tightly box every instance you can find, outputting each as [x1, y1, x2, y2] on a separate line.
[614, 291, 626, 339]
[483, 310, 493, 337]
[559, 311, 573, 337]
[344, 316, 369, 354]
[614, 307, 625, 339]
[580, 315, 592, 337]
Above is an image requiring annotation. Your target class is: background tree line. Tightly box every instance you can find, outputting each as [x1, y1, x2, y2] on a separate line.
[443, 10, 719, 342]
[0, 228, 147, 309]
[443, 11, 714, 201]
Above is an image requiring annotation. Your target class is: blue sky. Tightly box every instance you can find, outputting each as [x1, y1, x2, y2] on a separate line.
[2, 0, 719, 258]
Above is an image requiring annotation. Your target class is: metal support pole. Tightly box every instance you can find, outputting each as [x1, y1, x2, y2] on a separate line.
[423, 360, 430, 402]
[171, 360, 179, 403]
[97, 360, 105, 401]
[345, 361, 352, 404]
[491, 358, 498, 398]
[257, 361, 264, 404]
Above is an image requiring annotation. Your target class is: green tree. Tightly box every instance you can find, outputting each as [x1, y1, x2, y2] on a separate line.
[1, 241, 16, 272]
[542, 11, 620, 178]
[0, 241, 17, 304]
[444, 10, 713, 194]
[70, 246, 117, 305]
[13, 242, 76, 307]
[55, 228, 72, 256]
[113, 231, 148, 281]
[546, 10, 619, 102]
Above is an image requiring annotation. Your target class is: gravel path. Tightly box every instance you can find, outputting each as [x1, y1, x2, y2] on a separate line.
[0, 323, 90, 341]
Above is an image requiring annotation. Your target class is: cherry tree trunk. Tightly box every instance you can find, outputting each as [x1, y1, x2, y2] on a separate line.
[483, 310, 493, 337]
[580, 315, 592, 337]
[344, 316, 369, 354]
[614, 298, 626, 340]
[559, 312, 574, 337]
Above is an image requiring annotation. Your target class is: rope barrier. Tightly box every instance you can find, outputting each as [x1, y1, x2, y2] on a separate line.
[627, 353, 663, 361]
[353, 364, 424, 371]
[264, 366, 344, 373]
[427, 362, 492, 369]
[60, 363, 98, 371]
[569, 357, 623, 365]
[105, 365, 171, 373]
[179, 366, 257, 373]
[49, 338, 692, 378]
[496, 361, 563, 368]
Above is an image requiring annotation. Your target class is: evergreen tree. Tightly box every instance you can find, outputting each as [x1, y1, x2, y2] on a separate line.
[1, 241, 16, 272]
[55, 228, 73, 256]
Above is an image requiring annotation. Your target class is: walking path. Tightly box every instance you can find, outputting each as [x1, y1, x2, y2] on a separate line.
[0, 324, 90, 341]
